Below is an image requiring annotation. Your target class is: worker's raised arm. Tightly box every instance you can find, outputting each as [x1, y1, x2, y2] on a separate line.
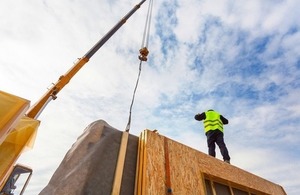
[194, 112, 205, 121]
[220, 115, 229, 125]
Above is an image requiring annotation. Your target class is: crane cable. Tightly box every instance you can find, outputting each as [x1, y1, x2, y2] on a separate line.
[141, 0, 153, 50]
[125, 0, 154, 132]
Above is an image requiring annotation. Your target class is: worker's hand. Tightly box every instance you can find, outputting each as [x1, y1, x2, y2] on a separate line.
[194, 113, 202, 121]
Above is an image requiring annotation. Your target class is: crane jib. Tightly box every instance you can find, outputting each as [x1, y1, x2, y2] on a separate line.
[85, 0, 147, 59]
[26, 0, 147, 119]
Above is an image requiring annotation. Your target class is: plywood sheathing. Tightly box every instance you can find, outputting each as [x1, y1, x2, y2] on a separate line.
[137, 130, 286, 195]
[145, 130, 166, 194]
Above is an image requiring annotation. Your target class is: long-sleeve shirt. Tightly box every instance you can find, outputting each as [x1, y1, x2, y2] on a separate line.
[194, 112, 229, 125]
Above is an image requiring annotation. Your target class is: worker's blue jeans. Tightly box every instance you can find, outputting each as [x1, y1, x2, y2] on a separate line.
[206, 130, 230, 161]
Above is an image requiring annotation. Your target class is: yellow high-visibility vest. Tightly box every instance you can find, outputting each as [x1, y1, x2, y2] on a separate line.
[203, 110, 224, 133]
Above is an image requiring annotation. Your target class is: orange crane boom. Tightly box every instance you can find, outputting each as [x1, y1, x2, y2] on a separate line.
[26, 0, 147, 119]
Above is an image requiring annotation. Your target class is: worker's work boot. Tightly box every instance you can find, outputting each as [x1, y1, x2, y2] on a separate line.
[224, 160, 230, 164]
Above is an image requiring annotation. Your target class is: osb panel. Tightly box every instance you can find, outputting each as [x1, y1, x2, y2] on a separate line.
[142, 130, 286, 195]
[168, 139, 206, 195]
[144, 130, 166, 195]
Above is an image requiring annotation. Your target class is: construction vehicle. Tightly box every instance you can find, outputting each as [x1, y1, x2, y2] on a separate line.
[0, 0, 149, 194]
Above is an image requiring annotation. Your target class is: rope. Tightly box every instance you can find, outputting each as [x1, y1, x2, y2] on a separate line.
[125, 61, 142, 132]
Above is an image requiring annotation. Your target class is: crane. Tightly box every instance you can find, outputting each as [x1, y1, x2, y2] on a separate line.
[0, 0, 148, 194]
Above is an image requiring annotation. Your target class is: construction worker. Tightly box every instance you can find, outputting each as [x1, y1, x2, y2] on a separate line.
[194, 109, 231, 164]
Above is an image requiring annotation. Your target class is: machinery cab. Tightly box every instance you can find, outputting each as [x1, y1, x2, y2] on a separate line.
[0, 164, 32, 195]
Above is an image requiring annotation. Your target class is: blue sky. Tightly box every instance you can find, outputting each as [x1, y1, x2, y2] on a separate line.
[1, 0, 300, 194]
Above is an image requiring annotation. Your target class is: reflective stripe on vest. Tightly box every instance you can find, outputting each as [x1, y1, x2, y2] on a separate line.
[204, 111, 223, 133]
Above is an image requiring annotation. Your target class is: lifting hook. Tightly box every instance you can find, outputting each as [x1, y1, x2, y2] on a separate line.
[138, 47, 149, 61]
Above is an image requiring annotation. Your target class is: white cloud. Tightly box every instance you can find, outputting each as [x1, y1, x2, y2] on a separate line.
[1, 0, 300, 194]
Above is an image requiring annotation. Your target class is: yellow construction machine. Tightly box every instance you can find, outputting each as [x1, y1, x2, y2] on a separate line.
[0, 0, 148, 194]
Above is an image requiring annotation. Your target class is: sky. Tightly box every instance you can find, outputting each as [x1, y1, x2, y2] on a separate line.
[1, 0, 300, 194]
